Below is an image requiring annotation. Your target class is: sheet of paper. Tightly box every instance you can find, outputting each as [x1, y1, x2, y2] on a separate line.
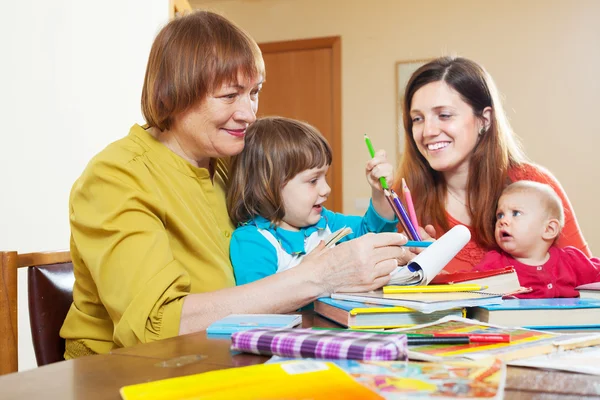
[390, 225, 471, 285]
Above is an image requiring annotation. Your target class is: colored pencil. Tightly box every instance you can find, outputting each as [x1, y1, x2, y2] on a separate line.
[402, 178, 420, 234]
[363, 134, 389, 190]
[390, 189, 421, 241]
[382, 284, 487, 294]
[403, 241, 433, 248]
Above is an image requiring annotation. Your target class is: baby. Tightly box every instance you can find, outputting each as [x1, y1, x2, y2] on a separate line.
[227, 116, 398, 286]
[476, 180, 600, 298]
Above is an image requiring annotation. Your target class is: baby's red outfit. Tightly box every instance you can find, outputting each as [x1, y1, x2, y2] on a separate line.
[476, 246, 600, 298]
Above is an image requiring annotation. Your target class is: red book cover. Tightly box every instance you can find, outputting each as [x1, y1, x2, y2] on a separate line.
[431, 266, 516, 285]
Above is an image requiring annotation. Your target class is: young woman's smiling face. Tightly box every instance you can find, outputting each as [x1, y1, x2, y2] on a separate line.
[409, 81, 484, 175]
[278, 165, 331, 231]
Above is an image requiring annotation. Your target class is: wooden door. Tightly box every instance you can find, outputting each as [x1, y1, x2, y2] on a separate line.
[258, 37, 342, 212]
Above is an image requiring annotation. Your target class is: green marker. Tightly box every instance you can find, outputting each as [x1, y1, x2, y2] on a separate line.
[364, 134, 389, 190]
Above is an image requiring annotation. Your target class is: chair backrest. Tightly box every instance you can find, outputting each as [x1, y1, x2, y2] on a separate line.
[0, 251, 73, 375]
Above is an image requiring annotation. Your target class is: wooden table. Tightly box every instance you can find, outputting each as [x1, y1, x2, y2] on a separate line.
[2, 313, 599, 399]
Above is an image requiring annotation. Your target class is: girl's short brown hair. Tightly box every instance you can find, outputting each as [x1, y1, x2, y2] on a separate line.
[141, 11, 265, 131]
[227, 117, 332, 226]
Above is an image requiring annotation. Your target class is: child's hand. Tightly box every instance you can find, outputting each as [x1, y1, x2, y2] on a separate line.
[365, 150, 393, 192]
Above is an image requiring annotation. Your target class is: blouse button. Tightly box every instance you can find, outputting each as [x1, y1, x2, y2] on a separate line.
[547, 283, 553, 289]
[224, 231, 231, 238]
[537, 266, 543, 271]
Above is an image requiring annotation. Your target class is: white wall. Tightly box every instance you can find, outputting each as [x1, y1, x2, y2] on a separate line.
[1, 0, 169, 371]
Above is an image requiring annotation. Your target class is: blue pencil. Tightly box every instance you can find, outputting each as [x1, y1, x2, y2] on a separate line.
[403, 241, 433, 248]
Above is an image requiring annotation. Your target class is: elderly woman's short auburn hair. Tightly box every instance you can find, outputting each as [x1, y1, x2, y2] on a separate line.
[141, 11, 265, 131]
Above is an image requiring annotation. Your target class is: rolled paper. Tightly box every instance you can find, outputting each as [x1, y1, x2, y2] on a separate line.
[390, 224, 471, 286]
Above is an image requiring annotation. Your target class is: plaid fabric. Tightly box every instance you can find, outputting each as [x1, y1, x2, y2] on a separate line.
[231, 328, 408, 361]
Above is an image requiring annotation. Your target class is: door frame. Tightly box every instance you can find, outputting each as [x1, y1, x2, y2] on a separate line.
[259, 37, 343, 212]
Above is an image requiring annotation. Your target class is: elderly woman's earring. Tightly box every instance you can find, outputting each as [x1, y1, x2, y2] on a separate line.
[479, 127, 486, 135]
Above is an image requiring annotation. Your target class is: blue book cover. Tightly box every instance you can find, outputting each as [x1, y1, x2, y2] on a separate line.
[472, 298, 600, 330]
[317, 297, 400, 313]
[479, 298, 600, 311]
[206, 314, 302, 336]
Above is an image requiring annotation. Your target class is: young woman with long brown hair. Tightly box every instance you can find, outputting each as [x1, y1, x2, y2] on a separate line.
[396, 56, 590, 272]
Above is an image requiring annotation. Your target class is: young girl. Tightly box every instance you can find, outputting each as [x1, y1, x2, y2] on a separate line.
[227, 116, 398, 285]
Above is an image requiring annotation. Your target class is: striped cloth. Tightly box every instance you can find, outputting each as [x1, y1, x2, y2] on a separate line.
[231, 328, 408, 361]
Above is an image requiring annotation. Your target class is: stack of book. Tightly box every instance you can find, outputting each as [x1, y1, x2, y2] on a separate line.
[314, 297, 464, 329]
[469, 298, 600, 330]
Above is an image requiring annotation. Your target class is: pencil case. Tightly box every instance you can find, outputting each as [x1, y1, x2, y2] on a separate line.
[231, 327, 408, 361]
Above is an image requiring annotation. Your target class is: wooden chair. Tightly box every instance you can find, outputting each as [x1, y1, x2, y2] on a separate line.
[0, 250, 73, 375]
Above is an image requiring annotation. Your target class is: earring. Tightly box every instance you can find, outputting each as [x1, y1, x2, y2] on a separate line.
[479, 127, 486, 135]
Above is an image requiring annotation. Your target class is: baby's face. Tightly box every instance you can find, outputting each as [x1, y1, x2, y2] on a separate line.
[494, 191, 549, 257]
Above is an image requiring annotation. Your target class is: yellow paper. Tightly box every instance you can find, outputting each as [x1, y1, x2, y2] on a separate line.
[383, 284, 486, 294]
[120, 360, 383, 400]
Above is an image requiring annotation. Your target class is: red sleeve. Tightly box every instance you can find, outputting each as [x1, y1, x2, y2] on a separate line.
[562, 247, 600, 285]
[474, 250, 507, 272]
[509, 163, 591, 257]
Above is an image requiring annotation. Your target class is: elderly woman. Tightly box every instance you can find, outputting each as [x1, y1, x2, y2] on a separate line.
[60, 11, 415, 358]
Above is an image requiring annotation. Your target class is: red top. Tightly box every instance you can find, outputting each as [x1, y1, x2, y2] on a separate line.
[441, 163, 591, 273]
[476, 246, 600, 298]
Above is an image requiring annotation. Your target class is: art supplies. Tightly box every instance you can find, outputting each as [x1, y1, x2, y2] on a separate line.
[469, 298, 600, 329]
[230, 327, 408, 361]
[323, 226, 353, 248]
[391, 316, 600, 363]
[363, 134, 389, 190]
[430, 266, 523, 296]
[206, 314, 302, 336]
[401, 178, 420, 234]
[268, 356, 507, 400]
[388, 225, 472, 286]
[364, 134, 421, 240]
[310, 326, 508, 344]
[403, 240, 433, 248]
[576, 282, 600, 300]
[390, 189, 421, 241]
[120, 360, 383, 400]
[331, 290, 502, 314]
[383, 284, 487, 294]
[314, 297, 464, 328]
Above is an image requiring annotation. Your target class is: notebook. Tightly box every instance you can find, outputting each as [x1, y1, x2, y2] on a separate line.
[120, 360, 383, 400]
[576, 282, 600, 300]
[469, 298, 600, 329]
[331, 290, 503, 313]
[206, 314, 302, 336]
[314, 297, 464, 328]
[389, 225, 471, 285]
[430, 266, 523, 295]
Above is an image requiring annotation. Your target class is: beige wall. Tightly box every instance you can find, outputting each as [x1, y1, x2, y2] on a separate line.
[192, 0, 600, 253]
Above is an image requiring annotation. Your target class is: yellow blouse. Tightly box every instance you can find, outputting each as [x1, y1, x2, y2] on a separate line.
[60, 124, 235, 358]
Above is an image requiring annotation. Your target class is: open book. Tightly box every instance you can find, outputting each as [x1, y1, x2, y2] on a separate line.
[390, 225, 471, 285]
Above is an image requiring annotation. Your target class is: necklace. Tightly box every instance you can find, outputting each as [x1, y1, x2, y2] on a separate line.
[447, 189, 468, 207]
